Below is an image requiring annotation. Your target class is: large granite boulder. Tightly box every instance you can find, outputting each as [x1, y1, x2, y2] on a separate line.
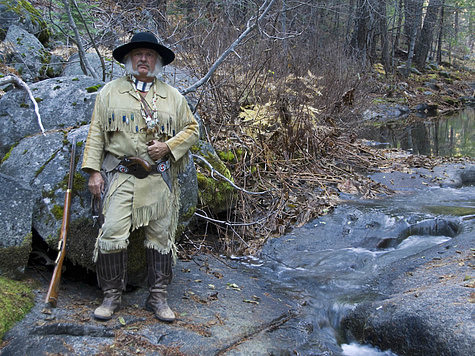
[62, 52, 125, 81]
[0, 75, 103, 157]
[3, 25, 61, 82]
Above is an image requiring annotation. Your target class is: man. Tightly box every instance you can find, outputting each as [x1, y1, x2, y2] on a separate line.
[82, 32, 199, 322]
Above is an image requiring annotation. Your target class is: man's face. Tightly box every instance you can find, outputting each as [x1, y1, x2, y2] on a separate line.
[130, 48, 158, 78]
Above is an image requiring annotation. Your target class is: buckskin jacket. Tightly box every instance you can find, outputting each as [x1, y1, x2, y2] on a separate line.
[82, 75, 199, 233]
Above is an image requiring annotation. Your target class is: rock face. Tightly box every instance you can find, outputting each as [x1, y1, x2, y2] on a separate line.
[0, 114, 199, 283]
[0, 75, 102, 157]
[0, 173, 33, 277]
[0, 0, 49, 43]
[3, 25, 61, 81]
[62, 52, 125, 81]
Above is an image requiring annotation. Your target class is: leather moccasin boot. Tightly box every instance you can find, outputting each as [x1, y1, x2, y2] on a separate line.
[94, 288, 122, 320]
[94, 251, 127, 321]
[145, 248, 175, 322]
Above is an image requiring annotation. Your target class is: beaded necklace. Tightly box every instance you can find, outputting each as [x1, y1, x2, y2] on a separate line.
[130, 75, 160, 133]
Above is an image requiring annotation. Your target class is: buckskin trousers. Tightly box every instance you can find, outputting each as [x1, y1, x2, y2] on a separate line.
[94, 175, 174, 260]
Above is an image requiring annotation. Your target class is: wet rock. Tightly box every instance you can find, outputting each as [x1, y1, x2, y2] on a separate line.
[341, 232, 474, 356]
[363, 104, 410, 121]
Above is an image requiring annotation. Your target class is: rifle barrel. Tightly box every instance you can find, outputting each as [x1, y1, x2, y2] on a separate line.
[45, 137, 77, 307]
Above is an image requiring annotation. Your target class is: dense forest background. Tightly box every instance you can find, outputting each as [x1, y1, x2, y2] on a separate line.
[4, 0, 474, 254]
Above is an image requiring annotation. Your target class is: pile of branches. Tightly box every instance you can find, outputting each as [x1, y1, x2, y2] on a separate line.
[186, 71, 400, 256]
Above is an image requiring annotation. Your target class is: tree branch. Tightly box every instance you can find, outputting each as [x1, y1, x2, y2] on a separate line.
[0, 75, 45, 135]
[181, 0, 277, 95]
[192, 153, 270, 195]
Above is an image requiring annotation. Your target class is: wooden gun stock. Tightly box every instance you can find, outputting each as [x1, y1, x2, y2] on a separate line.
[45, 138, 77, 307]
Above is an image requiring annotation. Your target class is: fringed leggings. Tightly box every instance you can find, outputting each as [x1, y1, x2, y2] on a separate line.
[93, 176, 175, 262]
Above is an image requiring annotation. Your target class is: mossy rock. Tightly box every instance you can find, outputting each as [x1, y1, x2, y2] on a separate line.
[0, 276, 34, 340]
[0, 0, 51, 44]
[194, 145, 236, 213]
[0, 233, 32, 279]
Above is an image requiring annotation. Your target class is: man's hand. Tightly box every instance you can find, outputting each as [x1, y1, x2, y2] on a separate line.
[147, 140, 170, 161]
[88, 171, 104, 198]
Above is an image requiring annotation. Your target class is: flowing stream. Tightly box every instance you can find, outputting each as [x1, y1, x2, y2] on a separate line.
[239, 184, 474, 355]
[235, 109, 474, 354]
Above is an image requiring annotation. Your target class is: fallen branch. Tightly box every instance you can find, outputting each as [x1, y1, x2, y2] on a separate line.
[192, 153, 270, 195]
[0, 74, 45, 135]
[194, 211, 270, 227]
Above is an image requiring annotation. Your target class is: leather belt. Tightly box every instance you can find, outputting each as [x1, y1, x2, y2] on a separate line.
[114, 156, 172, 191]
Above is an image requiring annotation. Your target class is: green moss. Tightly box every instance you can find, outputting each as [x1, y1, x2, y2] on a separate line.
[72, 172, 87, 192]
[64, 217, 96, 270]
[51, 204, 63, 220]
[197, 172, 235, 213]
[34, 150, 57, 178]
[34, 97, 43, 102]
[19, 103, 29, 108]
[217, 150, 235, 162]
[194, 147, 236, 213]
[0, 0, 50, 44]
[1, 143, 18, 163]
[0, 276, 34, 340]
[85, 84, 103, 93]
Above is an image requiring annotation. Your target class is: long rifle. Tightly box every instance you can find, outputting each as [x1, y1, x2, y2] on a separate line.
[45, 137, 77, 307]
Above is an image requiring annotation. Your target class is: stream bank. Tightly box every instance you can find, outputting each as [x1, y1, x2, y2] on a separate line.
[0, 163, 473, 355]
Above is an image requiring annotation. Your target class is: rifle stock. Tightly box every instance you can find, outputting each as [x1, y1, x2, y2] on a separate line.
[45, 138, 77, 307]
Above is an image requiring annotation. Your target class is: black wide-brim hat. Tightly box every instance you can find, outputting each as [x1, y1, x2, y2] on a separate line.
[112, 32, 175, 66]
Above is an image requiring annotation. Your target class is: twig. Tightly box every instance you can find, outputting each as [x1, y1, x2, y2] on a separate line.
[192, 153, 270, 195]
[194, 212, 269, 227]
[0, 74, 45, 135]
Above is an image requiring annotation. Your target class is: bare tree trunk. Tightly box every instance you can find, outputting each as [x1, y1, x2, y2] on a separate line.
[281, 0, 288, 67]
[405, 25, 417, 77]
[392, 0, 403, 64]
[0, 75, 45, 134]
[350, 0, 370, 59]
[414, 0, 442, 68]
[404, 0, 423, 50]
[378, 0, 391, 74]
[436, 0, 445, 64]
[61, 0, 98, 79]
[71, 0, 106, 81]
[454, 5, 460, 50]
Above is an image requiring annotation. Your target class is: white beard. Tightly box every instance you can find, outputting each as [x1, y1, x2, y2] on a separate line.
[124, 55, 163, 78]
